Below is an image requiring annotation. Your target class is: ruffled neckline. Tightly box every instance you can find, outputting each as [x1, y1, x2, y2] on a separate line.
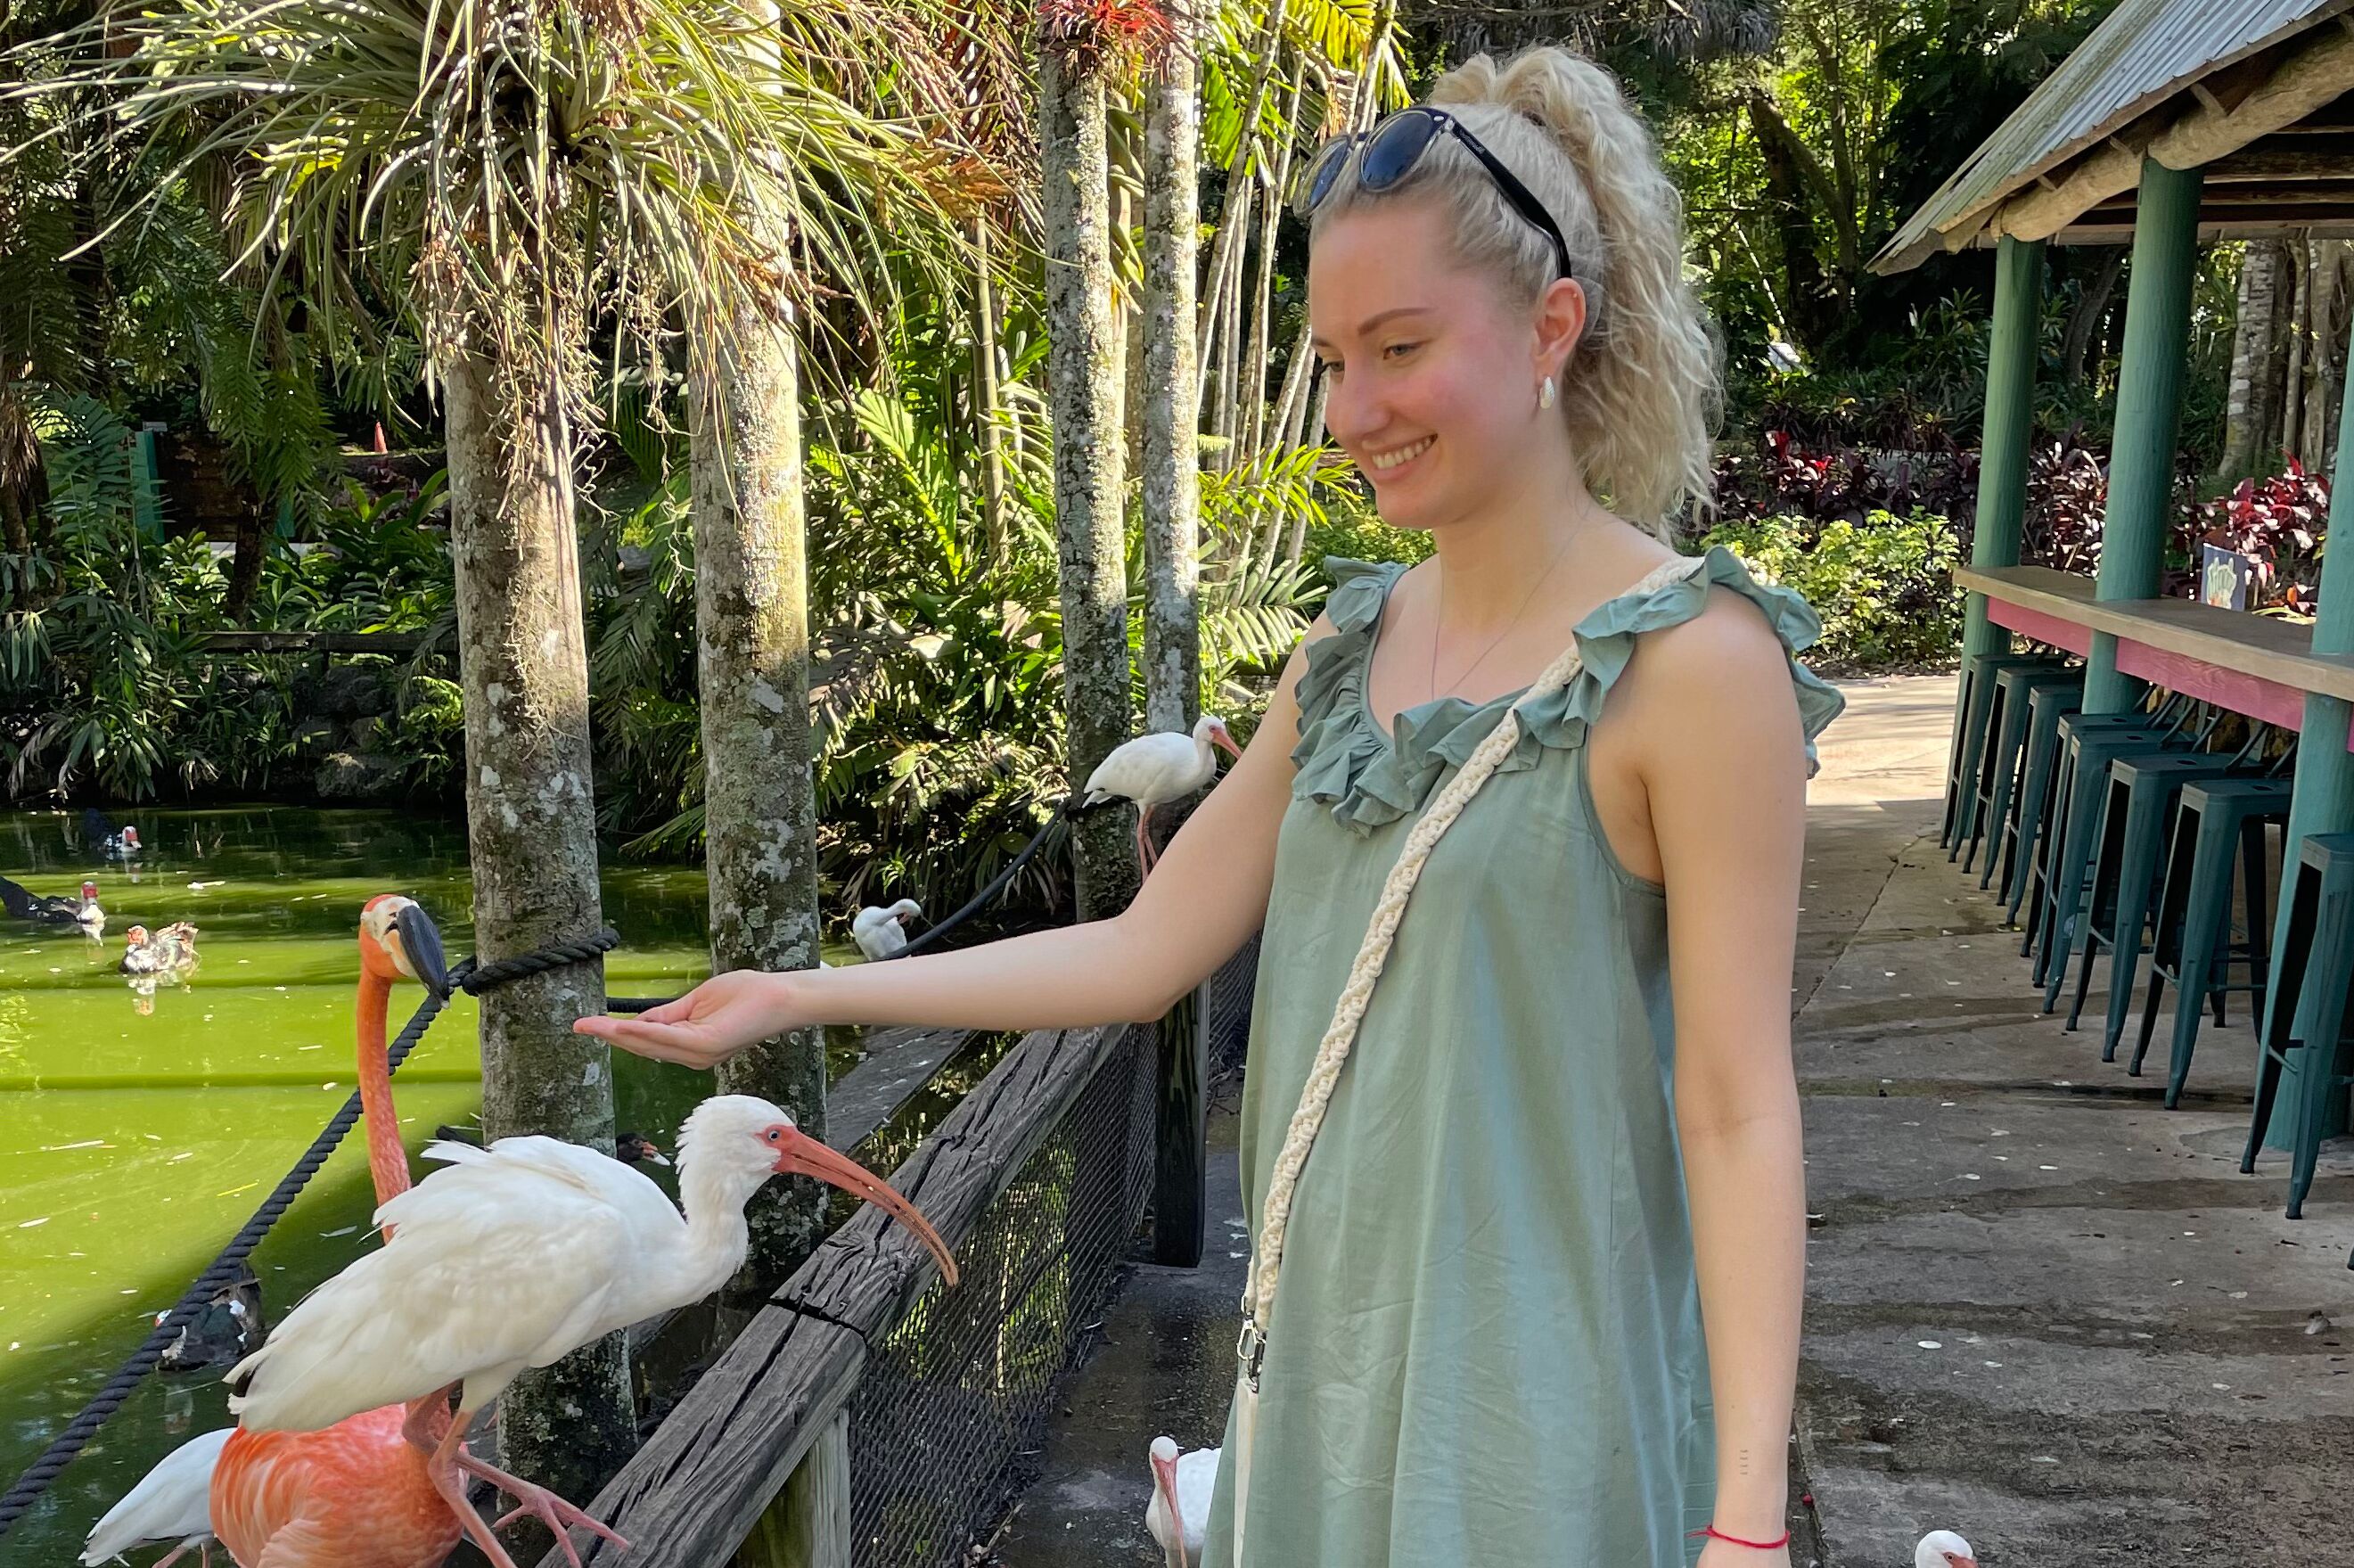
[1290, 546, 1846, 834]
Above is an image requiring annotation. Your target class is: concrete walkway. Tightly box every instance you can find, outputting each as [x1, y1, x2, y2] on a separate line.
[995, 673, 2354, 1566]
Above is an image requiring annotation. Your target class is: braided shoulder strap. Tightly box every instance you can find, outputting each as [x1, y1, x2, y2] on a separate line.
[1241, 553, 1703, 1346]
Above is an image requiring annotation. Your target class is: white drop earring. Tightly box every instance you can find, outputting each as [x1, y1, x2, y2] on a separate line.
[1538, 375, 1557, 410]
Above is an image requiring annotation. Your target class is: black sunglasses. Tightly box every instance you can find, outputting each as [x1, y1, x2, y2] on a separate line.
[1294, 107, 1575, 283]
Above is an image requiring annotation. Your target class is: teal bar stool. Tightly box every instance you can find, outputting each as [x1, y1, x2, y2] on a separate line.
[1998, 679, 2086, 914]
[2031, 718, 2194, 993]
[2066, 747, 2263, 1046]
[1944, 650, 2070, 852]
[1966, 665, 2084, 886]
[2242, 833, 2354, 1226]
[2133, 775, 2292, 1105]
[2019, 694, 2198, 961]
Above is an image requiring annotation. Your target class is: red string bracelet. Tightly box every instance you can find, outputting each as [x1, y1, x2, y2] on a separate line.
[1686, 1524, 1792, 1551]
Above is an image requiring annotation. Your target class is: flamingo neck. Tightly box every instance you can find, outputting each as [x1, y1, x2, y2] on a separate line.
[355, 969, 410, 1208]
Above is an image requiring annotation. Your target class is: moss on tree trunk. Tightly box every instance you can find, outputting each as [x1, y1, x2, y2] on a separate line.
[691, 297, 827, 1293]
[443, 349, 635, 1506]
[1041, 50, 1136, 920]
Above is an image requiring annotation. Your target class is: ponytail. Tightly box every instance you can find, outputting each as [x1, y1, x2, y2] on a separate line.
[1309, 45, 1719, 534]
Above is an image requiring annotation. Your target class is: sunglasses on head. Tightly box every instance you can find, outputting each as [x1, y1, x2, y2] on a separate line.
[1294, 106, 1575, 283]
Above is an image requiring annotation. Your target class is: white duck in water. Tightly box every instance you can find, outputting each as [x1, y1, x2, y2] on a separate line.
[852, 899, 922, 961]
[80, 1425, 230, 1566]
[1917, 1530, 1978, 1567]
[1080, 715, 1242, 875]
[1144, 1436, 1217, 1568]
[121, 921, 200, 979]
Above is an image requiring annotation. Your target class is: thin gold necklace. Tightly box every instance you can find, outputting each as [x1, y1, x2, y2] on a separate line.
[1426, 523, 1592, 705]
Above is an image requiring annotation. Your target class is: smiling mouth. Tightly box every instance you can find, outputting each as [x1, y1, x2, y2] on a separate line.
[1366, 436, 1432, 472]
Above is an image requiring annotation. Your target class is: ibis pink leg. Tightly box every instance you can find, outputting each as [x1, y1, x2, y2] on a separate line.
[1136, 804, 1158, 877]
[415, 1398, 537, 1568]
[462, 1453, 630, 1564]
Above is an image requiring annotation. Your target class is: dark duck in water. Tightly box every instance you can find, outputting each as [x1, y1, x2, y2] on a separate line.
[83, 807, 142, 860]
[0, 875, 103, 936]
[154, 1260, 267, 1374]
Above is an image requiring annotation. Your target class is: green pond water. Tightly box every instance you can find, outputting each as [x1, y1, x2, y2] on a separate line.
[0, 804, 870, 1564]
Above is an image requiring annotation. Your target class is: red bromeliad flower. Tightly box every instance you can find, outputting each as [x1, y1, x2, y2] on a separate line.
[1038, 0, 1178, 77]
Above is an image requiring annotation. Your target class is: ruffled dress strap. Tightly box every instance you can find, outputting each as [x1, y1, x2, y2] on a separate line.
[1290, 546, 1845, 835]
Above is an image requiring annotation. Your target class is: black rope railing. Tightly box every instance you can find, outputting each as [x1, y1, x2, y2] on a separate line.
[0, 929, 623, 1542]
[0, 789, 1126, 1540]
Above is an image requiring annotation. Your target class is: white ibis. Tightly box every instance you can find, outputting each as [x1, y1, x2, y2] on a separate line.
[852, 899, 922, 960]
[1916, 1530, 1977, 1568]
[1144, 1436, 1217, 1568]
[1080, 714, 1243, 874]
[81, 1425, 231, 1566]
[227, 1094, 959, 1568]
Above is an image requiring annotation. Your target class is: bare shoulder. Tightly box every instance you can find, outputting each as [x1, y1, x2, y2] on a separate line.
[1614, 585, 1800, 759]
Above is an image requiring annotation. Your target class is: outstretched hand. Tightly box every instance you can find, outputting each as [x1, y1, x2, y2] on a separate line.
[572, 969, 801, 1070]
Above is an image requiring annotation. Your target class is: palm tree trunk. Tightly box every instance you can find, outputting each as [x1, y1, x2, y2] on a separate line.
[690, 280, 825, 1293]
[1240, 78, 1302, 468]
[972, 219, 1009, 560]
[2284, 238, 2311, 463]
[1142, 14, 1203, 737]
[2222, 240, 2289, 480]
[2303, 240, 2350, 471]
[1041, 48, 1136, 920]
[2062, 249, 2122, 388]
[442, 347, 634, 1505]
[224, 507, 267, 623]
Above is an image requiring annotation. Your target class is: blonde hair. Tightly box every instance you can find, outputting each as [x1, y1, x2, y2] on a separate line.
[1307, 46, 1719, 535]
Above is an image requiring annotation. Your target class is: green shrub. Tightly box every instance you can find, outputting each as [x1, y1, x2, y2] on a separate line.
[1697, 509, 1963, 671]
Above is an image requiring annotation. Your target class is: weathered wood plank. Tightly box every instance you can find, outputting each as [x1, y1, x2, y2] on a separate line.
[540, 1022, 1139, 1568]
[731, 1410, 850, 1568]
[828, 1026, 977, 1153]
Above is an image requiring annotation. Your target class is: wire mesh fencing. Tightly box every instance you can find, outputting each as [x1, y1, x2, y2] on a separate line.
[843, 1022, 1157, 1568]
[1203, 932, 1260, 1080]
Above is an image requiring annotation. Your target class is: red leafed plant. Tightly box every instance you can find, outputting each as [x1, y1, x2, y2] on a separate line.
[2174, 456, 2329, 616]
[1038, 0, 1177, 75]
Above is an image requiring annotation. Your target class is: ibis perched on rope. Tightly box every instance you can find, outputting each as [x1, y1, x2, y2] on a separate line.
[1080, 714, 1243, 875]
[852, 899, 922, 961]
[80, 1426, 230, 1567]
[226, 1095, 959, 1568]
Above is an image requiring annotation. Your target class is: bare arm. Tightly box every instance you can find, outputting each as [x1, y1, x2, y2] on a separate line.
[578, 628, 1325, 1066]
[1632, 597, 1809, 1561]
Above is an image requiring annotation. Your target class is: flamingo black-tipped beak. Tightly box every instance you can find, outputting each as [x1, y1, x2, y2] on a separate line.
[395, 901, 451, 999]
[771, 1128, 959, 1287]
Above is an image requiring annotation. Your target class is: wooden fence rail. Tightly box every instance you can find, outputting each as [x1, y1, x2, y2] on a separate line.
[540, 1021, 1146, 1568]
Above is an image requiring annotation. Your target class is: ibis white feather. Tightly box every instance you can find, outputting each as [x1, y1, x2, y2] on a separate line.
[1144, 1436, 1218, 1568]
[852, 899, 922, 961]
[81, 1425, 231, 1565]
[1915, 1530, 1977, 1568]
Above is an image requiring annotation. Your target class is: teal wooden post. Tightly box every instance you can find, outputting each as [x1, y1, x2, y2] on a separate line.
[2082, 160, 2205, 713]
[2260, 302, 2354, 1148]
[130, 423, 166, 540]
[1962, 236, 2044, 660]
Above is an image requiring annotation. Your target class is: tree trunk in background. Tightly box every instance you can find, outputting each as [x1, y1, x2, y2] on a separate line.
[1143, 12, 1203, 737]
[2283, 237, 2312, 463]
[972, 219, 1008, 562]
[224, 506, 266, 622]
[1239, 78, 1300, 468]
[1041, 48, 1136, 920]
[2301, 241, 2351, 472]
[1108, 177, 1134, 478]
[691, 282, 825, 1294]
[443, 348, 634, 1506]
[1193, 0, 1288, 432]
[2221, 240, 2290, 481]
[1751, 94, 1835, 350]
[2062, 249, 2123, 388]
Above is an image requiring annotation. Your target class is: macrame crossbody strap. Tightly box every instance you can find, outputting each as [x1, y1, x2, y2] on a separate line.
[1237, 552, 1704, 1383]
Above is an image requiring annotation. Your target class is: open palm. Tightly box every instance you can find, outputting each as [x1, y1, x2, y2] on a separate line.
[574, 970, 801, 1070]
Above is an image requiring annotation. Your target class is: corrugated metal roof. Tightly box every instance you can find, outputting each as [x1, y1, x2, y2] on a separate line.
[1873, 0, 2352, 273]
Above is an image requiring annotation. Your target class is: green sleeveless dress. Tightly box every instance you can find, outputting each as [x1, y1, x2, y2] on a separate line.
[1201, 546, 1845, 1568]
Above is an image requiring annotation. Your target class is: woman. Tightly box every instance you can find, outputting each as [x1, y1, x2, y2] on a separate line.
[580, 44, 1841, 1568]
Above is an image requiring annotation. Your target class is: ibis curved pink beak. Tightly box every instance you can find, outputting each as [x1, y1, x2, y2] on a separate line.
[770, 1128, 958, 1287]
